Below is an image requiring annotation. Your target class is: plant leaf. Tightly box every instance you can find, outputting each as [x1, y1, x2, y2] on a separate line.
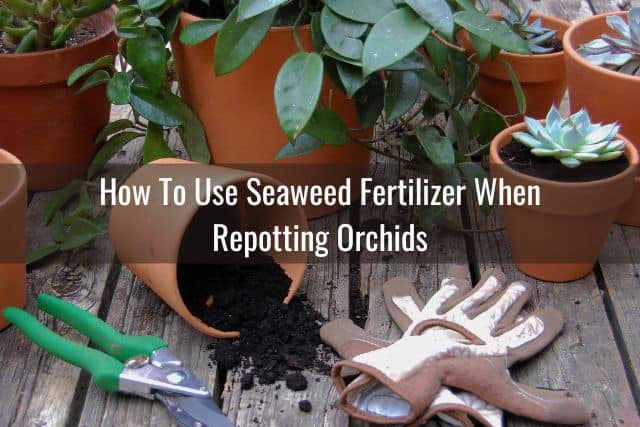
[64, 184, 92, 225]
[88, 131, 144, 179]
[179, 19, 224, 45]
[423, 34, 449, 72]
[129, 86, 184, 126]
[95, 119, 135, 144]
[457, 161, 491, 213]
[419, 204, 447, 232]
[214, 6, 277, 75]
[274, 52, 324, 141]
[59, 217, 107, 251]
[127, 28, 167, 93]
[107, 72, 131, 105]
[75, 70, 111, 94]
[138, 0, 166, 11]
[238, 0, 288, 21]
[67, 55, 113, 86]
[416, 126, 455, 171]
[363, 8, 431, 76]
[337, 62, 368, 98]
[321, 6, 367, 60]
[415, 65, 451, 104]
[304, 108, 348, 146]
[454, 10, 530, 54]
[446, 108, 470, 153]
[322, 0, 396, 24]
[177, 104, 211, 163]
[276, 134, 325, 159]
[143, 122, 175, 163]
[27, 244, 60, 265]
[50, 212, 66, 242]
[384, 70, 421, 121]
[503, 60, 526, 116]
[406, 0, 454, 39]
[42, 179, 84, 224]
[354, 73, 385, 128]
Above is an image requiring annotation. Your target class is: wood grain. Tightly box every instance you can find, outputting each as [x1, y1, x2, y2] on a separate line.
[467, 201, 640, 427]
[588, 0, 636, 14]
[221, 210, 351, 427]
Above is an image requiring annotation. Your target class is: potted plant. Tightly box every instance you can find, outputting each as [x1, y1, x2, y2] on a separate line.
[0, 0, 117, 190]
[458, 4, 570, 119]
[0, 149, 27, 330]
[564, 7, 640, 226]
[490, 106, 638, 282]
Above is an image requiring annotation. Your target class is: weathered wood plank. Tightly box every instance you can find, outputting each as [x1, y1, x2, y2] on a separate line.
[221, 211, 351, 427]
[492, 0, 594, 19]
[77, 267, 220, 426]
[589, 0, 636, 14]
[0, 105, 137, 427]
[599, 226, 640, 384]
[467, 201, 640, 427]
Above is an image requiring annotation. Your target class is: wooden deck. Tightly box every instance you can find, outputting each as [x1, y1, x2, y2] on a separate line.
[2, 0, 639, 426]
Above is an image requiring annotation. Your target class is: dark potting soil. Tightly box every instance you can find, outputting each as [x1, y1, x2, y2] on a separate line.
[539, 36, 563, 54]
[185, 0, 322, 25]
[285, 372, 308, 391]
[0, 26, 97, 54]
[298, 400, 312, 413]
[178, 252, 332, 385]
[500, 140, 629, 183]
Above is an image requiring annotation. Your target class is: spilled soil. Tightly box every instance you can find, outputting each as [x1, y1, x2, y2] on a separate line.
[178, 252, 331, 385]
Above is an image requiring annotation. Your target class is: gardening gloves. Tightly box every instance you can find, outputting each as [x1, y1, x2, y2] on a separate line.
[321, 267, 590, 426]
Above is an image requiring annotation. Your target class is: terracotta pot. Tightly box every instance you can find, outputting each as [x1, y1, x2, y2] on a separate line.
[490, 122, 638, 282]
[0, 150, 27, 330]
[0, 9, 117, 191]
[564, 11, 640, 226]
[459, 13, 570, 120]
[171, 13, 371, 219]
[109, 159, 309, 338]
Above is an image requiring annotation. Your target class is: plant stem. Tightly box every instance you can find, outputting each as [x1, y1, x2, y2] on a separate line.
[292, 0, 309, 52]
[35, 18, 55, 50]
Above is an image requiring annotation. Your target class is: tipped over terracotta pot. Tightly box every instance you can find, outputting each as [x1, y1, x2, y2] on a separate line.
[459, 13, 570, 120]
[0, 150, 27, 330]
[109, 159, 309, 338]
[564, 11, 640, 226]
[171, 13, 371, 219]
[0, 9, 117, 191]
[490, 123, 638, 282]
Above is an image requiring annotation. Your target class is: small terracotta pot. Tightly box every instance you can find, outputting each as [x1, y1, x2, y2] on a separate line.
[109, 159, 309, 338]
[459, 13, 570, 119]
[0, 150, 27, 330]
[0, 9, 117, 191]
[490, 122, 638, 282]
[171, 13, 371, 219]
[564, 11, 640, 226]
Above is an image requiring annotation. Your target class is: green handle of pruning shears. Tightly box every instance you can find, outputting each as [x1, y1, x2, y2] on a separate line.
[37, 294, 167, 361]
[3, 307, 123, 392]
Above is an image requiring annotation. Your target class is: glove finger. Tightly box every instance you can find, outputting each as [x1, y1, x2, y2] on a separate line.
[497, 308, 564, 365]
[445, 358, 589, 425]
[382, 277, 425, 331]
[446, 268, 507, 316]
[320, 319, 389, 359]
[473, 281, 532, 333]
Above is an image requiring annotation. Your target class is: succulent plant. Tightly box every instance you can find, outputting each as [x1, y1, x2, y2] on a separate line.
[501, 8, 559, 54]
[578, 7, 640, 76]
[0, 0, 111, 52]
[513, 106, 627, 168]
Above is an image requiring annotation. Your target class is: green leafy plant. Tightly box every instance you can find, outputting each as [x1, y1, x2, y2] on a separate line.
[578, 7, 640, 76]
[513, 106, 627, 168]
[29, 0, 534, 263]
[0, 0, 112, 52]
[501, 7, 559, 54]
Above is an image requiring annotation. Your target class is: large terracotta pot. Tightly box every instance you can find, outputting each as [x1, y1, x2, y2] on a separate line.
[0, 9, 117, 191]
[0, 150, 27, 330]
[460, 13, 570, 120]
[171, 13, 371, 219]
[490, 122, 638, 282]
[564, 11, 640, 226]
[109, 159, 309, 338]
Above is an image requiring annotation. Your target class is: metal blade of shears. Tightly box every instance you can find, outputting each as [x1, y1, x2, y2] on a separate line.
[157, 392, 234, 427]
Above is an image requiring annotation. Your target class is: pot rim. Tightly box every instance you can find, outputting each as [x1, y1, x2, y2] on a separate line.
[179, 10, 310, 32]
[486, 12, 570, 60]
[490, 120, 639, 188]
[0, 149, 27, 210]
[563, 11, 640, 84]
[0, 7, 116, 60]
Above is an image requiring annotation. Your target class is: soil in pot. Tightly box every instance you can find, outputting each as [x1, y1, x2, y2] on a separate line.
[0, 26, 99, 53]
[177, 251, 331, 385]
[500, 140, 629, 182]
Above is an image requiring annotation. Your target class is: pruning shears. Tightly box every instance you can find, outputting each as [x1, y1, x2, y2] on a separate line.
[3, 294, 234, 427]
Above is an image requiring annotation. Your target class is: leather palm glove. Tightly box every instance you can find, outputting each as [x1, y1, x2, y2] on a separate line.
[322, 267, 590, 426]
